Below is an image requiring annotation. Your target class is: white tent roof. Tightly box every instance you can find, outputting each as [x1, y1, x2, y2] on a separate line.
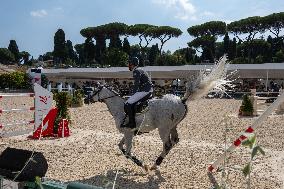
[41, 63, 284, 80]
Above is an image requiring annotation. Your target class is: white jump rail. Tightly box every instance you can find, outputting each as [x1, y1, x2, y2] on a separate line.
[0, 107, 35, 113]
[0, 93, 35, 98]
[0, 92, 35, 137]
[0, 120, 34, 129]
[208, 91, 284, 172]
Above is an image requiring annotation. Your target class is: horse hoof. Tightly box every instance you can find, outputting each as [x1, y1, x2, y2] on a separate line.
[143, 164, 149, 172]
[150, 165, 158, 171]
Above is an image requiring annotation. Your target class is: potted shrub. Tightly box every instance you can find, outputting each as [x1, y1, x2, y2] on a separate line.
[53, 92, 72, 133]
[72, 89, 84, 107]
[240, 94, 254, 116]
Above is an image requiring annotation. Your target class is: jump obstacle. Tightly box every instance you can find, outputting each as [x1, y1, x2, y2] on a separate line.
[0, 83, 69, 139]
[208, 90, 284, 172]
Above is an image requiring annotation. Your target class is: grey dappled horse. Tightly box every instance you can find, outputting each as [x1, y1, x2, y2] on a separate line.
[92, 56, 229, 171]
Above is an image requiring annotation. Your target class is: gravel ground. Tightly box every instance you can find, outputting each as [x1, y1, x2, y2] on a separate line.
[1, 97, 284, 188]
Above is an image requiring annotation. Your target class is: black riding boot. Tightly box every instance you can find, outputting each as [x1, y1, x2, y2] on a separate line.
[121, 103, 136, 129]
[128, 108, 136, 129]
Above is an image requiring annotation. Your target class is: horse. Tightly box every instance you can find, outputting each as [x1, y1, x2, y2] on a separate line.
[91, 56, 229, 171]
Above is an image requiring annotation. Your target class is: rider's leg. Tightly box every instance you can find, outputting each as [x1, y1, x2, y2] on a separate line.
[122, 92, 152, 129]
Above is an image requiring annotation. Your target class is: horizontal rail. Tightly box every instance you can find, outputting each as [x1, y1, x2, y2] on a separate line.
[1, 128, 34, 138]
[0, 107, 35, 113]
[0, 120, 34, 129]
[0, 93, 35, 98]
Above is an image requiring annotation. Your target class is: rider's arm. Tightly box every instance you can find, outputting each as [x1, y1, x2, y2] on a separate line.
[132, 69, 141, 94]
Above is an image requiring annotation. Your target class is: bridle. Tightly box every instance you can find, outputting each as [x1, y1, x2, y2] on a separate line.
[92, 85, 120, 102]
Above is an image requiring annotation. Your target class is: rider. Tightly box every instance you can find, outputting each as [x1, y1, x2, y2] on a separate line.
[121, 57, 153, 129]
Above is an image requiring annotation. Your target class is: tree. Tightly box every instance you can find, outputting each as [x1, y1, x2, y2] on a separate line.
[81, 23, 128, 64]
[188, 35, 216, 62]
[187, 21, 227, 37]
[54, 29, 68, 64]
[148, 44, 159, 66]
[149, 26, 182, 54]
[103, 22, 128, 49]
[228, 17, 264, 43]
[20, 51, 30, 65]
[74, 44, 85, 66]
[41, 52, 53, 61]
[128, 24, 156, 50]
[228, 38, 237, 60]
[262, 12, 284, 39]
[274, 50, 284, 62]
[8, 40, 20, 63]
[66, 40, 77, 62]
[223, 32, 230, 54]
[188, 21, 226, 62]
[81, 26, 107, 64]
[155, 52, 182, 66]
[184, 47, 196, 64]
[0, 48, 15, 64]
[101, 48, 129, 67]
[83, 38, 96, 65]
[228, 16, 265, 63]
[122, 37, 131, 55]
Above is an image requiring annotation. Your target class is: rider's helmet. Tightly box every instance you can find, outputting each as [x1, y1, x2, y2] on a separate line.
[128, 57, 139, 67]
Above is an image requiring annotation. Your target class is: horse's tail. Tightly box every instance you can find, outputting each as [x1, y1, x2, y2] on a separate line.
[182, 55, 228, 104]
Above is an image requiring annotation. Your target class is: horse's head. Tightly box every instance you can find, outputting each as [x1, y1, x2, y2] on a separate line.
[91, 84, 121, 103]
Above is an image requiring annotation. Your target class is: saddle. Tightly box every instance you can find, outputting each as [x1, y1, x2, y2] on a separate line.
[135, 99, 150, 114]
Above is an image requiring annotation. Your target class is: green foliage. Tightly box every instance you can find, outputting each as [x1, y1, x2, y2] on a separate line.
[187, 21, 227, 37]
[74, 43, 85, 65]
[128, 24, 156, 50]
[274, 50, 284, 62]
[232, 57, 248, 64]
[155, 52, 184, 66]
[20, 51, 30, 64]
[54, 29, 68, 64]
[83, 38, 96, 65]
[242, 164, 251, 177]
[72, 89, 84, 107]
[228, 16, 264, 41]
[41, 51, 53, 61]
[102, 48, 129, 67]
[240, 94, 253, 115]
[262, 12, 284, 38]
[0, 71, 31, 89]
[41, 74, 49, 88]
[54, 92, 72, 133]
[223, 33, 230, 54]
[122, 37, 131, 55]
[8, 40, 20, 62]
[148, 44, 159, 66]
[150, 26, 182, 53]
[0, 48, 15, 64]
[66, 40, 77, 62]
[255, 55, 264, 64]
[241, 133, 265, 189]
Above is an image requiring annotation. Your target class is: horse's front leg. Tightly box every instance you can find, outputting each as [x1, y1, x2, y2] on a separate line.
[124, 131, 148, 170]
[118, 137, 126, 155]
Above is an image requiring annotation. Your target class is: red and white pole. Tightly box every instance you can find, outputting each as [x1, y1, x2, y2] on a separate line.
[208, 91, 284, 172]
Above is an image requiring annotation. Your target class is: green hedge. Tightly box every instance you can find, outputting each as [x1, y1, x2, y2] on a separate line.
[0, 71, 31, 89]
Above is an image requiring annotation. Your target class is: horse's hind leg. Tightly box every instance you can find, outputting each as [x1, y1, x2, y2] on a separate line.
[170, 126, 179, 146]
[151, 128, 172, 170]
[118, 137, 126, 154]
